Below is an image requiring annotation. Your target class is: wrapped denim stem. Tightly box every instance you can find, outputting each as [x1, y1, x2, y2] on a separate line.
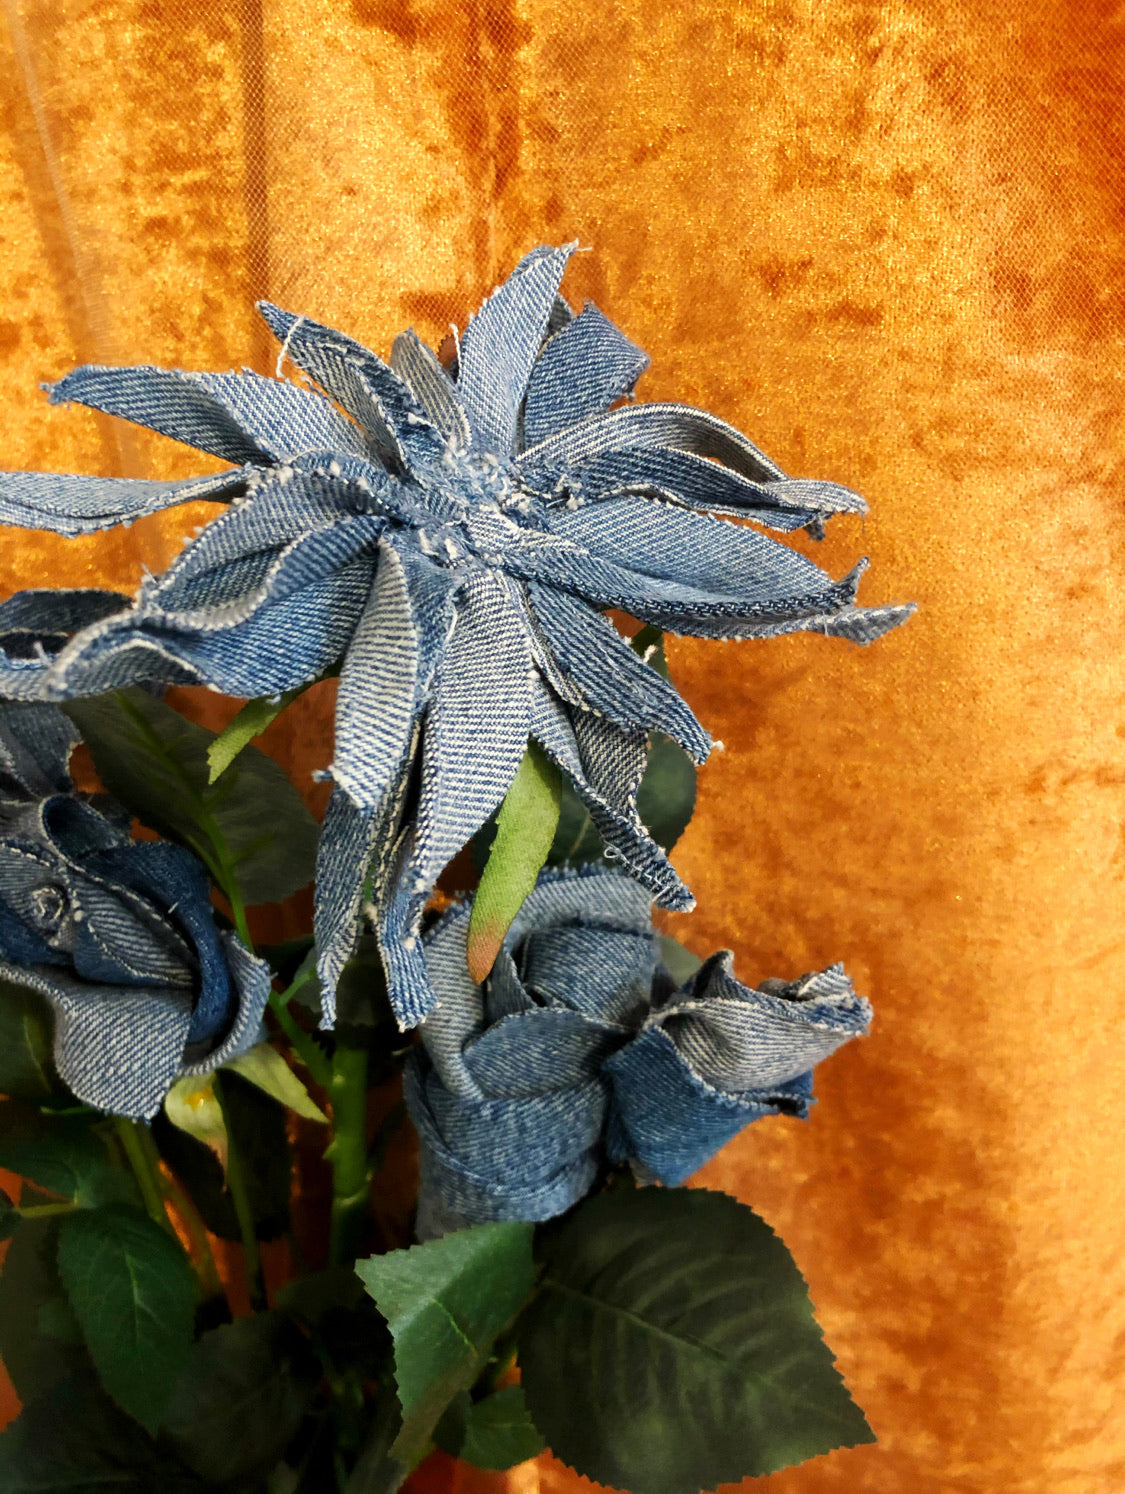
[0, 702, 269, 1118]
[406, 866, 872, 1237]
[0, 244, 912, 1027]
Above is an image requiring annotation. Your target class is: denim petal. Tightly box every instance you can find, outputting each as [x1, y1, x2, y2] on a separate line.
[0, 590, 131, 701]
[520, 400, 786, 483]
[256, 303, 447, 472]
[526, 581, 711, 763]
[0, 702, 77, 798]
[390, 329, 471, 453]
[522, 303, 649, 450]
[552, 446, 865, 530]
[0, 466, 251, 537]
[529, 684, 692, 911]
[457, 243, 577, 456]
[50, 365, 362, 464]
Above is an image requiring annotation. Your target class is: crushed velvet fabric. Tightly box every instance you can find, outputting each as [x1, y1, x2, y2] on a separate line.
[1, 1, 1123, 1490]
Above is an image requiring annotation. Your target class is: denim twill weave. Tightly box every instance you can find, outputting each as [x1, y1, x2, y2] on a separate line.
[0, 703, 270, 1118]
[0, 245, 912, 1028]
[406, 866, 872, 1236]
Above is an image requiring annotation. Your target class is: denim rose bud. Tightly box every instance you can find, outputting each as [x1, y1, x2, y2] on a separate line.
[405, 866, 872, 1237]
[0, 702, 270, 1119]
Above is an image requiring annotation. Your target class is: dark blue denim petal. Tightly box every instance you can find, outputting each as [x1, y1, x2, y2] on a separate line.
[0, 590, 131, 702]
[522, 303, 650, 450]
[548, 446, 864, 530]
[520, 400, 785, 483]
[256, 303, 447, 471]
[526, 581, 711, 762]
[605, 1028, 814, 1185]
[390, 329, 471, 452]
[0, 701, 77, 798]
[0, 466, 251, 537]
[529, 683, 693, 912]
[50, 365, 361, 464]
[457, 244, 576, 456]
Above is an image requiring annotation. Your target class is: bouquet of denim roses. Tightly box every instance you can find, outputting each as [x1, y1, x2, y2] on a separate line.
[0, 245, 910, 1493]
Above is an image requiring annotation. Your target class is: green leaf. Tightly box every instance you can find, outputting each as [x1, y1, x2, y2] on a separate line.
[0, 1214, 89, 1402]
[659, 934, 704, 987]
[0, 978, 58, 1101]
[435, 1385, 546, 1471]
[65, 686, 319, 904]
[356, 1221, 536, 1462]
[161, 1311, 320, 1485]
[152, 1071, 292, 1242]
[225, 1042, 329, 1122]
[206, 685, 306, 783]
[57, 1204, 197, 1434]
[164, 1074, 228, 1165]
[0, 1100, 132, 1207]
[517, 1188, 874, 1493]
[0, 1372, 205, 1492]
[468, 741, 563, 984]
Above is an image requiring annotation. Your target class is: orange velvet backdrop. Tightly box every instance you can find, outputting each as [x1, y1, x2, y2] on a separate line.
[2, 1, 1124, 1488]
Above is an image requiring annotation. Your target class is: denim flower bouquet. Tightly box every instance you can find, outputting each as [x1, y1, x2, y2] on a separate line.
[0, 245, 910, 1493]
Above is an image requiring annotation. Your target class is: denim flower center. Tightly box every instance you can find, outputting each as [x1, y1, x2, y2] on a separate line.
[28, 881, 66, 931]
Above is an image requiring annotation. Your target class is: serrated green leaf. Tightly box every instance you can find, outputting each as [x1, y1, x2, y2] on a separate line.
[356, 1222, 536, 1462]
[659, 934, 704, 987]
[0, 1215, 89, 1401]
[207, 685, 306, 783]
[468, 742, 563, 984]
[225, 1041, 328, 1122]
[436, 1385, 546, 1470]
[0, 1100, 132, 1207]
[64, 687, 319, 904]
[57, 1204, 197, 1434]
[517, 1188, 874, 1493]
[161, 1311, 320, 1485]
[0, 1372, 205, 1492]
[0, 978, 58, 1102]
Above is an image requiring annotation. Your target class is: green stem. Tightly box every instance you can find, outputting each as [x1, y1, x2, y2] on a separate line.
[17, 1201, 78, 1219]
[112, 1116, 174, 1234]
[138, 1130, 224, 1301]
[214, 1073, 266, 1310]
[269, 985, 332, 1089]
[327, 1041, 369, 1266]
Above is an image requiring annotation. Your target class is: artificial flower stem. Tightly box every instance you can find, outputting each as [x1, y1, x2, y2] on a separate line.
[214, 1072, 267, 1310]
[327, 1040, 369, 1266]
[16, 1201, 78, 1219]
[112, 1116, 175, 1234]
[269, 986, 333, 1089]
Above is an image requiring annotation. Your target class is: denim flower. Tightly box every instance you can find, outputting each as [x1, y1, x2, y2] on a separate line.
[405, 865, 872, 1236]
[0, 702, 270, 1118]
[0, 244, 911, 1026]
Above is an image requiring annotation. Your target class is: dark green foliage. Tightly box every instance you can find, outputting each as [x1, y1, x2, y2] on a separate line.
[0, 978, 58, 1102]
[356, 1222, 536, 1462]
[57, 1204, 198, 1434]
[0, 1373, 205, 1492]
[0, 1213, 89, 1402]
[65, 686, 319, 904]
[160, 1311, 321, 1486]
[435, 1385, 546, 1471]
[0, 1100, 133, 1208]
[517, 1188, 874, 1494]
[152, 1068, 292, 1241]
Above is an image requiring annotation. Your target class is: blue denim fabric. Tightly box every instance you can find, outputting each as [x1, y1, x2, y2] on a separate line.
[405, 866, 872, 1236]
[0, 702, 270, 1118]
[0, 245, 912, 1027]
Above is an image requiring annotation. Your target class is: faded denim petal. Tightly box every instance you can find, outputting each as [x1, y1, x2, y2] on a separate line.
[0, 245, 910, 1022]
[0, 703, 270, 1118]
[0, 590, 133, 700]
[406, 866, 871, 1233]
